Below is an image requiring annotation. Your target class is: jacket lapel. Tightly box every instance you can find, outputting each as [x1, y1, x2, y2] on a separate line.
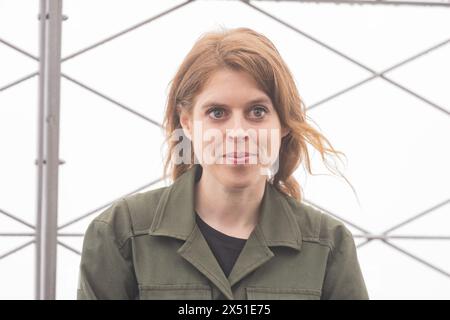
[148, 164, 233, 299]
[177, 224, 234, 299]
[227, 179, 303, 287]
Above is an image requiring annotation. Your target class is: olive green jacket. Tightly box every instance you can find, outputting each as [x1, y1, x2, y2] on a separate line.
[77, 164, 369, 300]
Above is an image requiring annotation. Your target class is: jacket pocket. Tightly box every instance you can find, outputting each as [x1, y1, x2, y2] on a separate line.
[246, 287, 321, 300]
[138, 283, 212, 300]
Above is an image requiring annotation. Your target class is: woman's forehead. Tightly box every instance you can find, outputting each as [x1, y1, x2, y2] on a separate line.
[202, 68, 261, 90]
[190, 69, 274, 113]
[196, 90, 272, 111]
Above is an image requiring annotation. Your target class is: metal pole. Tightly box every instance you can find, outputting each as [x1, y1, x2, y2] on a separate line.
[36, 0, 63, 300]
[35, 0, 46, 301]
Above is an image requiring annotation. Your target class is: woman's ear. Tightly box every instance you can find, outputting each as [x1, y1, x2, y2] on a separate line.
[281, 127, 291, 139]
[178, 105, 192, 140]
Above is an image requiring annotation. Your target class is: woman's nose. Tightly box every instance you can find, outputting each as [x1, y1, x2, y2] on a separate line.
[226, 116, 249, 142]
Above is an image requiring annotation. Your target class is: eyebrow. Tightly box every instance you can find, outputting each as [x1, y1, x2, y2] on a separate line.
[200, 97, 272, 109]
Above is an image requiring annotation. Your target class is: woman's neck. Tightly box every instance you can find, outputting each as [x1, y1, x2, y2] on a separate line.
[194, 169, 266, 238]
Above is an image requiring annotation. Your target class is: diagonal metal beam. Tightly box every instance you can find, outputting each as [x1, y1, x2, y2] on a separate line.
[382, 239, 450, 278]
[0, 37, 39, 91]
[0, 208, 35, 230]
[61, 0, 196, 62]
[3, 3, 446, 121]
[0, 39, 163, 127]
[308, 76, 376, 111]
[357, 238, 372, 248]
[381, 76, 449, 115]
[0, 240, 35, 260]
[381, 38, 450, 75]
[0, 74, 163, 129]
[242, 0, 449, 115]
[1, 0, 195, 99]
[357, 198, 450, 248]
[2, 1, 448, 118]
[0, 37, 39, 61]
[248, 0, 450, 8]
[57, 240, 81, 256]
[57, 176, 167, 230]
[61, 74, 163, 128]
[0, 71, 38, 92]
[353, 234, 450, 240]
[303, 199, 372, 234]
[0, 38, 164, 128]
[300, 200, 450, 278]
[308, 38, 450, 111]
[243, 1, 377, 73]
[382, 199, 450, 235]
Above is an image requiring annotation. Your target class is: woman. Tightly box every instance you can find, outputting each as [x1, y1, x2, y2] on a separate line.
[77, 27, 369, 300]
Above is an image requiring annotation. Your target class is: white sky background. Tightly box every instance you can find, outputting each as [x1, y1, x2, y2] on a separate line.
[0, 0, 449, 299]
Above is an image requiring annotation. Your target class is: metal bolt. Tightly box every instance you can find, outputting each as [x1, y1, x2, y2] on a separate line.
[34, 159, 66, 165]
[37, 13, 49, 20]
[37, 13, 68, 21]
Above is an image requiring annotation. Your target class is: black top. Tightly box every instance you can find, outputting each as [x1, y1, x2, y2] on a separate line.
[195, 212, 247, 278]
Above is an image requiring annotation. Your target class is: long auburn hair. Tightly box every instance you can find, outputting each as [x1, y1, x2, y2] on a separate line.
[162, 27, 354, 203]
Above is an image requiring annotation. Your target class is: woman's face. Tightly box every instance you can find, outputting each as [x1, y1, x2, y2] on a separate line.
[180, 68, 289, 189]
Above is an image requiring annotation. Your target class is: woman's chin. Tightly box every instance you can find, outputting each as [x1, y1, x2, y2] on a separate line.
[214, 164, 263, 187]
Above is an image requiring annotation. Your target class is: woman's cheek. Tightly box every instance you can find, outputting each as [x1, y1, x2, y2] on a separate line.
[259, 133, 281, 168]
[196, 133, 224, 165]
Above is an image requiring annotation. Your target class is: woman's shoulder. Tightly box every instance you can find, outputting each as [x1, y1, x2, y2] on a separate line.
[284, 196, 355, 251]
[88, 186, 170, 245]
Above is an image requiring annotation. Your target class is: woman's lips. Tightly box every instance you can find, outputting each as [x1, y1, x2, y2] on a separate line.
[224, 152, 255, 158]
[222, 152, 257, 164]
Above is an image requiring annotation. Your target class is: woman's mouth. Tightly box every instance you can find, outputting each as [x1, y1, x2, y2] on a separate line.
[222, 152, 257, 164]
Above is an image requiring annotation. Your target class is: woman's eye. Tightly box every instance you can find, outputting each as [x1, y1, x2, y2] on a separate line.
[208, 108, 225, 119]
[250, 106, 267, 119]
[207, 106, 268, 120]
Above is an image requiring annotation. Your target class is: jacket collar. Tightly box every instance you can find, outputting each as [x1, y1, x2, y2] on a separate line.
[149, 164, 303, 299]
[149, 164, 302, 251]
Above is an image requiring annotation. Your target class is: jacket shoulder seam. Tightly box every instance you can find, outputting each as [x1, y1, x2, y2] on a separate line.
[93, 216, 133, 251]
[301, 237, 334, 251]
